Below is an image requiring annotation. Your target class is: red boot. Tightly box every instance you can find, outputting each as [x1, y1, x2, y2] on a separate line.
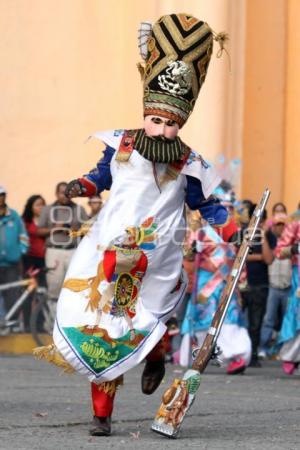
[90, 377, 122, 436]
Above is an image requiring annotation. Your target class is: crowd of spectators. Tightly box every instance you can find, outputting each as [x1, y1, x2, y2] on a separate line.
[167, 198, 300, 373]
[0, 183, 102, 332]
[0, 182, 299, 375]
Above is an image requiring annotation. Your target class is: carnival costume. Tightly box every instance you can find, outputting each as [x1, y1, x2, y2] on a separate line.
[275, 221, 300, 374]
[35, 14, 228, 435]
[180, 220, 251, 373]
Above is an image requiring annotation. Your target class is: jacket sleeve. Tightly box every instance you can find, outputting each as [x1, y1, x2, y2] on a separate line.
[79, 145, 115, 196]
[185, 175, 228, 226]
[16, 213, 29, 255]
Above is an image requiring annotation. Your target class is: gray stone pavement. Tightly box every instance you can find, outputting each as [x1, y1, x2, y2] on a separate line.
[0, 355, 299, 450]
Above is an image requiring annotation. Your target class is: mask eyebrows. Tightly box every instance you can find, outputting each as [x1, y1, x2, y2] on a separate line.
[151, 117, 163, 124]
[150, 117, 177, 127]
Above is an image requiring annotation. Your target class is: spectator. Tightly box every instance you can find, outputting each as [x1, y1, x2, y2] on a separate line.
[272, 202, 287, 215]
[266, 202, 288, 229]
[22, 194, 46, 331]
[0, 185, 29, 321]
[180, 218, 251, 373]
[275, 219, 300, 374]
[38, 182, 89, 301]
[88, 195, 103, 218]
[170, 238, 196, 363]
[237, 199, 253, 229]
[259, 213, 292, 357]
[290, 201, 300, 221]
[242, 205, 276, 367]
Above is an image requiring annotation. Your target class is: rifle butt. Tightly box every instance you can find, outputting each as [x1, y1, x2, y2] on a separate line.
[151, 369, 201, 438]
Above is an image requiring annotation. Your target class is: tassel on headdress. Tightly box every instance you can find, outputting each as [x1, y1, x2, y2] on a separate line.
[213, 31, 231, 71]
[213, 31, 229, 58]
[137, 62, 145, 80]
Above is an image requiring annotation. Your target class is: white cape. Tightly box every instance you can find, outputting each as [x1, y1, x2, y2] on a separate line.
[54, 129, 220, 383]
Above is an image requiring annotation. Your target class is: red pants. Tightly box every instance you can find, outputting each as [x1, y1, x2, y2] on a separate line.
[91, 382, 115, 417]
[91, 335, 167, 417]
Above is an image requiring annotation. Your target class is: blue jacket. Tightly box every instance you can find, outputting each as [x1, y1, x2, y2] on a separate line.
[0, 208, 29, 267]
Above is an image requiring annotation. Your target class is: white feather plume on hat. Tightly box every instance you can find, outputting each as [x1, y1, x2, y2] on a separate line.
[138, 21, 152, 60]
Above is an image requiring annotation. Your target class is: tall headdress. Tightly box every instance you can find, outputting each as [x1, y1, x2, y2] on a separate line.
[138, 14, 214, 128]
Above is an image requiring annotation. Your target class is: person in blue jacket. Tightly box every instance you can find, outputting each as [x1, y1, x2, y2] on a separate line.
[0, 185, 29, 322]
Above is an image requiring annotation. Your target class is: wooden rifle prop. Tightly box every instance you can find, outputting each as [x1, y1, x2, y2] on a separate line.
[151, 188, 270, 438]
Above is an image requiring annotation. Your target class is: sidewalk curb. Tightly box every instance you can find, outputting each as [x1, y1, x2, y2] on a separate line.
[0, 334, 52, 354]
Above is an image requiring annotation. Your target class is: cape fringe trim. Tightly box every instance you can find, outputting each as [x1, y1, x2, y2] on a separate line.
[97, 375, 124, 397]
[33, 343, 75, 374]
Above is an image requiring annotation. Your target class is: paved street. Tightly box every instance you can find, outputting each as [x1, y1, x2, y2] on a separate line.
[0, 355, 299, 450]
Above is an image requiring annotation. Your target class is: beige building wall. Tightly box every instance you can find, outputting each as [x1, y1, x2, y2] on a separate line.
[241, 0, 286, 208]
[283, 0, 300, 212]
[0, 0, 240, 211]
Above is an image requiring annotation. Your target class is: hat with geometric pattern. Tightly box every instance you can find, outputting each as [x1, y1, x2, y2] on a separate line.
[138, 14, 215, 128]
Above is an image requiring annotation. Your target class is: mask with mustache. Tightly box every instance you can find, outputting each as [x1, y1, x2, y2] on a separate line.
[133, 129, 185, 163]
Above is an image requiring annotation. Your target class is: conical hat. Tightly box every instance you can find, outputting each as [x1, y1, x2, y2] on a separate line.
[142, 14, 213, 127]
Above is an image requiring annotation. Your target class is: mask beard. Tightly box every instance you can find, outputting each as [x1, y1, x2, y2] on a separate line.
[133, 129, 185, 163]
